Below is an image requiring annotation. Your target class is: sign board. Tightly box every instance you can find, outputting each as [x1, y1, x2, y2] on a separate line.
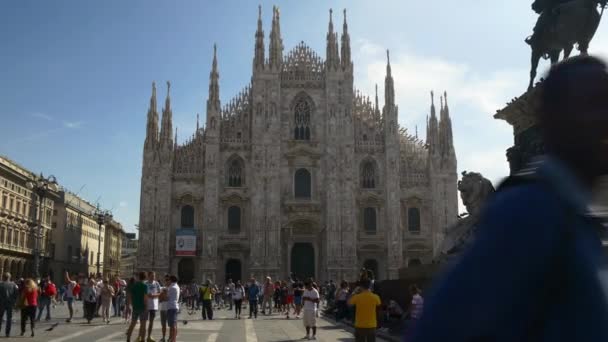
[176, 228, 196, 256]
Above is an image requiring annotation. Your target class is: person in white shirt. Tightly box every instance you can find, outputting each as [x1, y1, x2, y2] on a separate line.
[302, 281, 320, 340]
[158, 275, 170, 342]
[232, 280, 245, 319]
[166, 276, 180, 342]
[145, 272, 161, 342]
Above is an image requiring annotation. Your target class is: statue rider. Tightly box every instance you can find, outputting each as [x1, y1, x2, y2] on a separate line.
[531, 0, 571, 38]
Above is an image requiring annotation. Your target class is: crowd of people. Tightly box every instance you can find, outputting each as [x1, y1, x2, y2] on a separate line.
[0, 267, 424, 341]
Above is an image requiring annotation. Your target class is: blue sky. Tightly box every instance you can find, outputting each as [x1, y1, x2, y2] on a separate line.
[1, 0, 607, 233]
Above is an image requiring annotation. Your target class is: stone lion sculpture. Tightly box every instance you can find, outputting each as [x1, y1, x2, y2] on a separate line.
[438, 171, 496, 260]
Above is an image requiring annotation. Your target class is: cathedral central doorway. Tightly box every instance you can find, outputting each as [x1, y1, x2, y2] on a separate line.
[291, 243, 315, 280]
[225, 259, 242, 282]
[178, 258, 194, 284]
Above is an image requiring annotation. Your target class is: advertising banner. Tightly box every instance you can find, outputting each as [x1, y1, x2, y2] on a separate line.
[176, 228, 196, 256]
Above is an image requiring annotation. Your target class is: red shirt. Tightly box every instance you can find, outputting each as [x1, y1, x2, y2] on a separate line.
[24, 288, 38, 307]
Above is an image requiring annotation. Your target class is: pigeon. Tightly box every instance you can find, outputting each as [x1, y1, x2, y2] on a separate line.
[46, 323, 59, 331]
[183, 320, 188, 325]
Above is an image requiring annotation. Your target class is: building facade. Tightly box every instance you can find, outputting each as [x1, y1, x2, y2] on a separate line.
[120, 232, 137, 277]
[137, 7, 458, 282]
[49, 192, 106, 278]
[103, 219, 123, 278]
[0, 156, 58, 279]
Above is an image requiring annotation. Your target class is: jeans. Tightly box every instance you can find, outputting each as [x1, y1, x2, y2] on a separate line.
[0, 303, 13, 336]
[202, 300, 213, 320]
[20, 306, 35, 334]
[36, 296, 51, 320]
[249, 300, 258, 318]
[112, 297, 118, 316]
[234, 299, 242, 316]
[335, 300, 347, 321]
[84, 301, 96, 322]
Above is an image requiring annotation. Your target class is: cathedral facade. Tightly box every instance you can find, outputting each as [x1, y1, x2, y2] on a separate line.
[137, 7, 458, 283]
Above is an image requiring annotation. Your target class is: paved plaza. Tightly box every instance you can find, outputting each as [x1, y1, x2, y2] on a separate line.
[2, 303, 388, 341]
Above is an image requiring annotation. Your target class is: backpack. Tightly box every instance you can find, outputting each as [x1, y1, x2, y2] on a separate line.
[45, 283, 57, 297]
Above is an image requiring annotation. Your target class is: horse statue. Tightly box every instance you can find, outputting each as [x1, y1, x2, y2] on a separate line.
[527, 0, 606, 90]
[437, 171, 496, 261]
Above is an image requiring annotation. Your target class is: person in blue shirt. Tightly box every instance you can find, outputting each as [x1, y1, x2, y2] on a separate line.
[411, 55, 608, 341]
[247, 278, 260, 319]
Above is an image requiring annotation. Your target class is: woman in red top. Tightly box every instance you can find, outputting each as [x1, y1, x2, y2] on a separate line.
[20, 278, 38, 337]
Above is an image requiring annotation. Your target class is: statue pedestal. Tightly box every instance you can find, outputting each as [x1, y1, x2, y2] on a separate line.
[494, 83, 545, 174]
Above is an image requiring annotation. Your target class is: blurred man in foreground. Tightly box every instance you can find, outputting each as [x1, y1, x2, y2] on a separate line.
[411, 55, 608, 341]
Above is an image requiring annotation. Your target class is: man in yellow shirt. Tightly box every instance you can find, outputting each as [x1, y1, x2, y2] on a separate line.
[348, 279, 381, 342]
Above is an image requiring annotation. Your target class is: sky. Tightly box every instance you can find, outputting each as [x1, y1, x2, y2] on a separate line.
[1, 0, 607, 234]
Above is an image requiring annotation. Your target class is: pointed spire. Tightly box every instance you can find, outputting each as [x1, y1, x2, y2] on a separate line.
[196, 113, 200, 133]
[207, 44, 220, 113]
[160, 81, 173, 148]
[439, 91, 454, 157]
[384, 50, 395, 108]
[427, 90, 439, 155]
[326, 9, 340, 70]
[174, 127, 178, 151]
[341, 8, 351, 69]
[145, 81, 160, 148]
[269, 6, 283, 69]
[253, 5, 265, 71]
[374, 84, 379, 112]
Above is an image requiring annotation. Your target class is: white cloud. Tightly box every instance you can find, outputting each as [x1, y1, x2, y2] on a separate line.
[63, 121, 83, 129]
[353, 39, 518, 192]
[31, 112, 53, 121]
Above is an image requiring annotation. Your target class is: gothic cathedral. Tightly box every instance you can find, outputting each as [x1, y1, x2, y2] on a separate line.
[137, 7, 458, 283]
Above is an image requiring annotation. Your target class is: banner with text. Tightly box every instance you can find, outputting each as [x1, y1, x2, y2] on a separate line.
[176, 228, 196, 256]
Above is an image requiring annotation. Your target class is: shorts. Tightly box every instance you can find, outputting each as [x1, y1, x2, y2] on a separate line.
[160, 310, 167, 326]
[287, 295, 294, 304]
[146, 309, 157, 321]
[294, 296, 302, 306]
[132, 310, 148, 322]
[303, 310, 317, 327]
[167, 309, 178, 327]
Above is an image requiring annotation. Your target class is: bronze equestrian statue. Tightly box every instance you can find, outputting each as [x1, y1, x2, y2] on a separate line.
[527, 0, 606, 90]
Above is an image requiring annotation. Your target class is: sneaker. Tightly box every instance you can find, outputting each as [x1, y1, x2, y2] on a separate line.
[66, 318, 72, 323]
[311, 336, 316, 340]
[304, 335, 310, 340]
[148, 337, 156, 342]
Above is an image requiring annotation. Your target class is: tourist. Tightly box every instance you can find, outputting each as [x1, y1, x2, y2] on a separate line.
[100, 279, 115, 324]
[302, 280, 320, 340]
[286, 280, 295, 319]
[224, 280, 233, 310]
[126, 272, 148, 342]
[213, 284, 222, 309]
[95, 273, 104, 317]
[124, 277, 136, 323]
[411, 56, 608, 341]
[158, 275, 169, 342]
[166, 275, 180, 342]
[348, 279, 381, 342]
[335, 280, 349, 321]
[247, 277, 260, 319]
[232, 280, 245, 319]
[64, 272, 77, 323]
[145, 271, 161, 342]
[36, 275, 55, 321]
[200, 280, 215, 320]
[19, 278, 38, 337]
[273, 281, 281, 312]
[261, 276, 273, 315]
[0, 272, 18, 337]
[293, 282, 303, 319]
[83, 278, 98, 323]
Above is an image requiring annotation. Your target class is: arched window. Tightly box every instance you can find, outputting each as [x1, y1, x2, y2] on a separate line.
[227, 159, 243, 187]
[408, 207, 421, 233]
[363, 207, 377, 234]
[294, 98, 311, 140]
[181, 205, 195, 228]
[294, 169, 312, 199]
[361, 161, 376, 189]
[228, 206, 241, 234]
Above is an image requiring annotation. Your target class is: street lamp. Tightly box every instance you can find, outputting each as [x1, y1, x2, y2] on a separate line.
[93, 205, 112, 277]
[26, 173, 58, 280]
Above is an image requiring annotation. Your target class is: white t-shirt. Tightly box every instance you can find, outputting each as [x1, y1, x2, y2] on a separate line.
[411, 294, 424, 319]
[65, 281, 77, 298]
[167, 283, 180, 311]
[232, 286, 244, 300]
[302, 289, 319, 311]
[146, 280, 161, 311]
[159, 287, 167, 311]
